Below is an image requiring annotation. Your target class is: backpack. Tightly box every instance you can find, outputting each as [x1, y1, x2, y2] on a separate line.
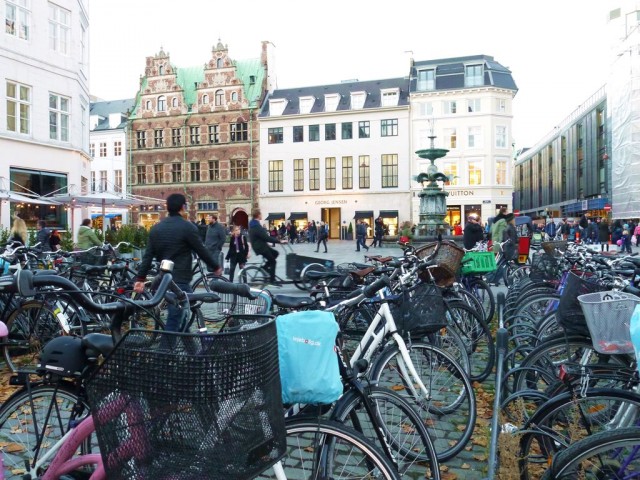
[546, 222, 556, 237]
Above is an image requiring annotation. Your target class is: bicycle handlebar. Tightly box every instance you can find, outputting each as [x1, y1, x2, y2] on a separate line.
[207, 279, 257, 299]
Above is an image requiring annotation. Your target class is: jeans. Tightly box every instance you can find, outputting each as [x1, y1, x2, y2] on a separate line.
[316, 237, 327, 252]
[356, 236, 368, 251]
[166, 282, 192, 332]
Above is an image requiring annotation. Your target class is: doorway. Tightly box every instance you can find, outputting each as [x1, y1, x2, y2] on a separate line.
[321, 207, 341, 239]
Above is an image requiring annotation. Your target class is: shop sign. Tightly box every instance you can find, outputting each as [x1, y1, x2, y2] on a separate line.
[482, 200, 491, 204]
[581, 200, 588, 211]
[314, 199, 348, 205]
[447, 190, 475, 197]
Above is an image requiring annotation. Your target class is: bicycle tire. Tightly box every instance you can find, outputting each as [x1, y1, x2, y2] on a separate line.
[0, 383, 93, 479]
[239, 265, 269, 288]
[369, 341, 476, 461]
[330, 386, 440, 479]
[467, 277, 495, 322]
[255, 418, 401, 480]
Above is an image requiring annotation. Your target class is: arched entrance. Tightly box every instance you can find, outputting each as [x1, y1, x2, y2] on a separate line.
[231, 208, 248, 229]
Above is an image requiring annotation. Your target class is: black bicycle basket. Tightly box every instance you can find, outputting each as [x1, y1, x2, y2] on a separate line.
[390, 282, 447, 336]
[86, 319, 285, 480]
[557, 272, 607, 337]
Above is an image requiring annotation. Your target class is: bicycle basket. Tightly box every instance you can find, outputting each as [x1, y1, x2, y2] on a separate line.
[416, 241, 465, 287]
[389, 282, 447, 336]
[85, 321, 285, 480]
[557, 272, 607, 337]
[541, 240, 568, 256]
[578, 291, 640, 354]
[460, 251, 497, 275]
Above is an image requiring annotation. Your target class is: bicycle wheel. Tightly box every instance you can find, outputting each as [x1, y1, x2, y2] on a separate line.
[467, 277, 495, 322]
[239, 265, 269, 288]
[3, 300, 65, 372]
[256, 418, 401, 480]
[548, 426, 640, 479]
[0, 384, 93, 479]
[370, 341, 476, 461]
[331, 386, 440, 479]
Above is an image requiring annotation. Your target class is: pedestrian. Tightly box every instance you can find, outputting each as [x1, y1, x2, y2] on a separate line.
[611, 220, 623, 247]
[315, 221, 328, 253]
[205, 214, 226, 269]
[225, 225, 249, 282]
[9, 215, 27, 245]
[544, 218, 557, 242]
[560, 218, 570, 240]
[623, 228, 633, 253]
[308, 221, 316, 243]
[133, 193, 222, 331]
[249, 209, 284, 284]
[598, 218, 610, 252]
[197, 218, 208, 243]
[290, 222, 298, 244]
[453, 222, 463, 236]
[355, 219, 369, 252]
[463, 213, 484, 250]
[372, 217, 384, 247]
[35, 220, 51, 249]
[77, 218, 102, 249]
[490, 213, 508, 254]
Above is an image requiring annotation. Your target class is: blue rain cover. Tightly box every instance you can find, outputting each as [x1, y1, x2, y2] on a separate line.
[631, 304, 640, 369]
[276, 311, 342, 405]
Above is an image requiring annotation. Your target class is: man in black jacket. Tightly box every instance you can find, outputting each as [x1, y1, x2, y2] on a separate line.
[463, 214, 484, 250]
[134, 193, 222, 331]
[205, 214, 226, 268]
[248, 208, 283, 284]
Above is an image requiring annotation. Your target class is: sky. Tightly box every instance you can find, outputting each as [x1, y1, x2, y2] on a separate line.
[89, 0, 613, 149]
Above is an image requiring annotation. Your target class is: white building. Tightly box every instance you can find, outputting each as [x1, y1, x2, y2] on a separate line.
[88, 98, 135, 228]
[0, 0, 90, 231]
[409, 55, 518, 227]
[258, 78, 411, 239]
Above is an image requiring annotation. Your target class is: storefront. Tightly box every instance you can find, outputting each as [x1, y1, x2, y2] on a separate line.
[265, 212, 285, 229]
[354, 210, 374, 238]
[378, 210, 398, 236]
[563, 198, 611, 219]
[288, 212, 308, 231]
[464, 204, 482, 221]
[91, 212, 124, 231]
[445, 205, 461, 227]
[9, 168, 68, 229]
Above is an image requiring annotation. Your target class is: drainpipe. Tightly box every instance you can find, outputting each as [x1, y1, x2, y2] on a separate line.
[183, 108, 193, 217]
[249, 101, 255, 211]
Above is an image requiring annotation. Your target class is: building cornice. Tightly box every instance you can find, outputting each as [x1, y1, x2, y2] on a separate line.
[0, 134, 90, 160]
[259, 105, 409, 123]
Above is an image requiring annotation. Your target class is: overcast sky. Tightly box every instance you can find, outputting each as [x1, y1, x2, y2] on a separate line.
[89, 0, 612, 149]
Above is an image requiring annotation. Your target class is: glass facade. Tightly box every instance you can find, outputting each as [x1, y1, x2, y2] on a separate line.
[10, 167, 67, 228]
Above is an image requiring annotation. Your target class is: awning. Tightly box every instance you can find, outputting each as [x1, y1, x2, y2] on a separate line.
[353, 211, 374, 219]
[288, 212, 308, 221]
[91, 213, 122, 219]
[379, 210, 398, 219]
[265, 212, 285, 221]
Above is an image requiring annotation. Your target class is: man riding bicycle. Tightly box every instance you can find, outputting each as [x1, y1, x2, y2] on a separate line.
[248, 208, 284, 285]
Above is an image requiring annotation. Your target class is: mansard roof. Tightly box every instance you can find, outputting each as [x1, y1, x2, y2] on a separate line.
[90, 98, 135, 130]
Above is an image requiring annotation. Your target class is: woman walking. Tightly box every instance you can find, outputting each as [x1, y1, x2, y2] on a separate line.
[315, 221, 328, 253]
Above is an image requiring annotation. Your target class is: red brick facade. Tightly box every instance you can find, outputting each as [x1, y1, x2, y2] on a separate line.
[129, 41, 269, 229]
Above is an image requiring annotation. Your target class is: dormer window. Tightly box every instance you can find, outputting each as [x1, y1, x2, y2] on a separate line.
[465, 64, 483, 87]
[269, 98, 287, 116]
[380, 88, 399, 107]
[324, 93, 340, 112]
[350, 91, 366, 110]
[249, 75, 256, 85]
[215, 89, 224, 106]
[202, 94, 209, 105]
[417, 69, 435, 91]
[159, 65, 164, 75]
[299, 96, 314, 114]
[216, 58, 223, 68]
[157, 95, 166, 112]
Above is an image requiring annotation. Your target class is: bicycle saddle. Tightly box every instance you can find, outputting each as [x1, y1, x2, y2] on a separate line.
[305, 270, 343, 280]
[81, 265, 110, 275]
[272, 294, 314, 309]
[82, 333, 114, 360]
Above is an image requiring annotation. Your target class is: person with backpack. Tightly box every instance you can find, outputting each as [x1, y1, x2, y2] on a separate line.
[315, 221, 328, 253]
[544, 219, 557, 241]
[490, 214, 508, 254]
[35, 220, 51, 250]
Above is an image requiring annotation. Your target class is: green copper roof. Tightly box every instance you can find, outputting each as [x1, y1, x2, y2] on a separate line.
[176, 66, 205, 107]
[235, 58, 265, 106]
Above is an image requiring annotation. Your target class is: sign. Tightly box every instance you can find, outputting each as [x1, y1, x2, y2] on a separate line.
[604, 204, 612, 211]
[514, 209, 520, 215]
[581, 200, 588, 211]
[314, 199, 348, 205]
[482, 200, 491, 204]
[447, 190, 475, 197]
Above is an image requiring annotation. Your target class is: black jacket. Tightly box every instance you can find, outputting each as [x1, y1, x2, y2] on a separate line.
[463, 222, 484, 250]
[225, 235, 249, 263]
[136, 214, 220, 284]
[205, 222, 226, 252]
[503, 224, 518, 260]
[248, 219, 279, 255]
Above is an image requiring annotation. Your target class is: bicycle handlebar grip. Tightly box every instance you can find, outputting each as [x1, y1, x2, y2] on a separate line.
[207, 279, 257, 299]
[362, 275, 391, 298]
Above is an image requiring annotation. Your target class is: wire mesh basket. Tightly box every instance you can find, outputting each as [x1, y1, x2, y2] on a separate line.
[389, 282, 447, 336]
[416, 241, 465, 287]
[578, 291, 640, 354]
[86, 321, 285, 480]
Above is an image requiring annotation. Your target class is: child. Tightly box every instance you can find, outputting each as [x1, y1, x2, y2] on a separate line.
[225, 225, 249, 282]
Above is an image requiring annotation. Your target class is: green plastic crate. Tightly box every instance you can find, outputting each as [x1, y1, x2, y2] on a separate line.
[461, 251, 497, 275]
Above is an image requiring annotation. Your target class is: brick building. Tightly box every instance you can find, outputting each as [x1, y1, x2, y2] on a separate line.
[129, 40, 274, 228]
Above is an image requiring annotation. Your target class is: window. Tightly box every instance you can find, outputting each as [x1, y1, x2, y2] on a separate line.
[215, 89, 224, 106]
[495, 126, 507, 148]
[80, 23, 87, 73]
[48, 93, 70, 141]
[145, 100, 151, 110]
[153, 164, 162, 183]
[114, 141, 122, 156]
[172, 97, 178, 108]
[197, 201, 219, 211]
[190, 125, 200, 145]
[324, 94, 340, 112]
[158, 65, 164, 75]
[91, 171, 96, 191]
[497, 99, 506, 113]
[99, 170, 107, 191]
[114, 170, 122, 192]
[268, 160, 283, 192]
[325, 157, 336, 190]
[231, 92, 238, 102]
[309, 124, 319, 142]
[81, 175, 88, 194]
[268, 127, 283, 144]
[419, 102, 433, 117]
[444, 128, 457, 149]
[299, 96, 314, 114]
[6, 81, 30, 134]
[208, 160, 219, 181]
[468, 126, 482, 148]
[468, 99, 481, 113]
[48, 3, 70, 54]
[468, 161, 482, 185]
[417, 69, 435, 91]
[5, 0, 30, 40]
[293, 125, 303, 142]
[154, 129, 164, 147]
[89, 144, 95, 157]
[201, 94, 209, 105]
[216, 58, 223, 68]
[157, 95, 166, 112]
[350, 92, 366, 110]
[171, 163, 182, 183]
[342, 157, 353, 189]
[80, 100, 87, 149]
[230, 158, 248, 180]
[496, 161, 507, 185]
[9, 167, 67, 227]
[325, 123, 336, 141]
[381, 90, 399, 107]
[465, 64, 483, 87]
[293, 159, 304, 191]
[358, 156, 370, 189]
[443, 162, 458, 186]
[190, 162, 200, 182]
[381, 154, 398, 188]
[444, 101, 457, 114]
[309, 158, 319, 190]
[99, 142, 106, 157]
[230, 121, 247, 142]
[172, 128, 181, 146]
[136, 130, 146, 148]
[342, 122, 352, 139]
[136, 165, 145, 184]
[358, 121, 370, 138]
[208, 125, 219, 144]
[381, 119, 398, 137]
